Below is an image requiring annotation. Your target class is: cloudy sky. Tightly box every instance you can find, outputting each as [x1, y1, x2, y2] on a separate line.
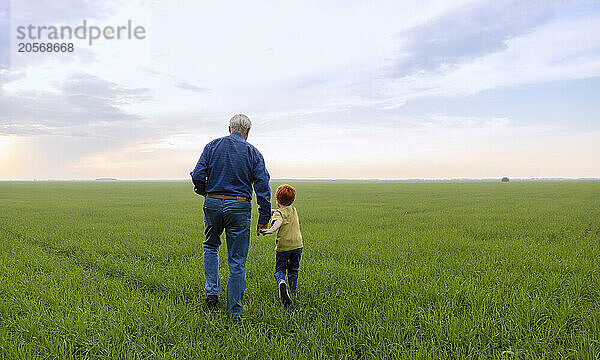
[0, 0, 599, 180]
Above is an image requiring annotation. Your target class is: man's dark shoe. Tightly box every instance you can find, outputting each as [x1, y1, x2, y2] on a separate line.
[279, 281, 291, 306]
[206, 295, 218, 308]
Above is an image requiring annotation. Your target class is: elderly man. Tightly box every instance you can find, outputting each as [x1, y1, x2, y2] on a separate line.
[190, 114, 271, 319]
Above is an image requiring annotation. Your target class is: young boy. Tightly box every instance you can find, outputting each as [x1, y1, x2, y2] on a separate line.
[261, 184, 303, 306]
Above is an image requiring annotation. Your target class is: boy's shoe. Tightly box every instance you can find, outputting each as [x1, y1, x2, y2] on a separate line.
[205, 295, 218, 308]
[278, 281, 291, 306]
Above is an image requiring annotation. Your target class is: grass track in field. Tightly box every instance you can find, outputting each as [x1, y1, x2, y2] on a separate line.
[0, 181, 599, 358]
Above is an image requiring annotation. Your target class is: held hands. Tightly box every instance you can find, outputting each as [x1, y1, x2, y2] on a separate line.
[261, 210, 276, 235]
[260, 227, 275, 235]
[257, 223, 268, 236]
[260, 219, 282, 236]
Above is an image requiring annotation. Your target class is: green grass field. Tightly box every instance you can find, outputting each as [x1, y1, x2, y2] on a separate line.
[0, 181, 599, 359]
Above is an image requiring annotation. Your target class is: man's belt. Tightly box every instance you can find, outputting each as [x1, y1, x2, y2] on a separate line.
[206, 193, 249, 201]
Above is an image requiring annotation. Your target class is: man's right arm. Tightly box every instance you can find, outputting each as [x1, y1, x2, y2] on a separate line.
[190, 143, 211, 196]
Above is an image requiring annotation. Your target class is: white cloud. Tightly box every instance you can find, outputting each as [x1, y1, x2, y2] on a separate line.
[379, 13, 600, 107]
[0, 72, 152, 136]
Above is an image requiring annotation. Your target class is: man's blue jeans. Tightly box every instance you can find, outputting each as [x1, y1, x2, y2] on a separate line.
[202, 197, 251, 318]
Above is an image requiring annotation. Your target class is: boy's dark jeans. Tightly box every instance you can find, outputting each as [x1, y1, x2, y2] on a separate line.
[274, 248, 302, 291]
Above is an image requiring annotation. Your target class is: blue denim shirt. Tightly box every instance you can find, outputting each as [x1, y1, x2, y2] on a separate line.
[190, 132, 271, 224]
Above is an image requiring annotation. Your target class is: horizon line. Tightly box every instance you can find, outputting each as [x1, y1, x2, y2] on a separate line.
[1, 177, 599, 182]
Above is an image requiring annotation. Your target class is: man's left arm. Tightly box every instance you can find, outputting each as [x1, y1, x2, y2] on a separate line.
[252, 150, 271, 227]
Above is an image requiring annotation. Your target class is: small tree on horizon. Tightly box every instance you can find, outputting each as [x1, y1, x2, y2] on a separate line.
[501, 177, 509, 182]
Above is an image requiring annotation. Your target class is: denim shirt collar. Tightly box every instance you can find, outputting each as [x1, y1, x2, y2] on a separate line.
[230, 131, 246, 141]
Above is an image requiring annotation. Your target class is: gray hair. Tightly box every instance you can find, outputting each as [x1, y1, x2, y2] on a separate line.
[229, 114, 252, 134]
